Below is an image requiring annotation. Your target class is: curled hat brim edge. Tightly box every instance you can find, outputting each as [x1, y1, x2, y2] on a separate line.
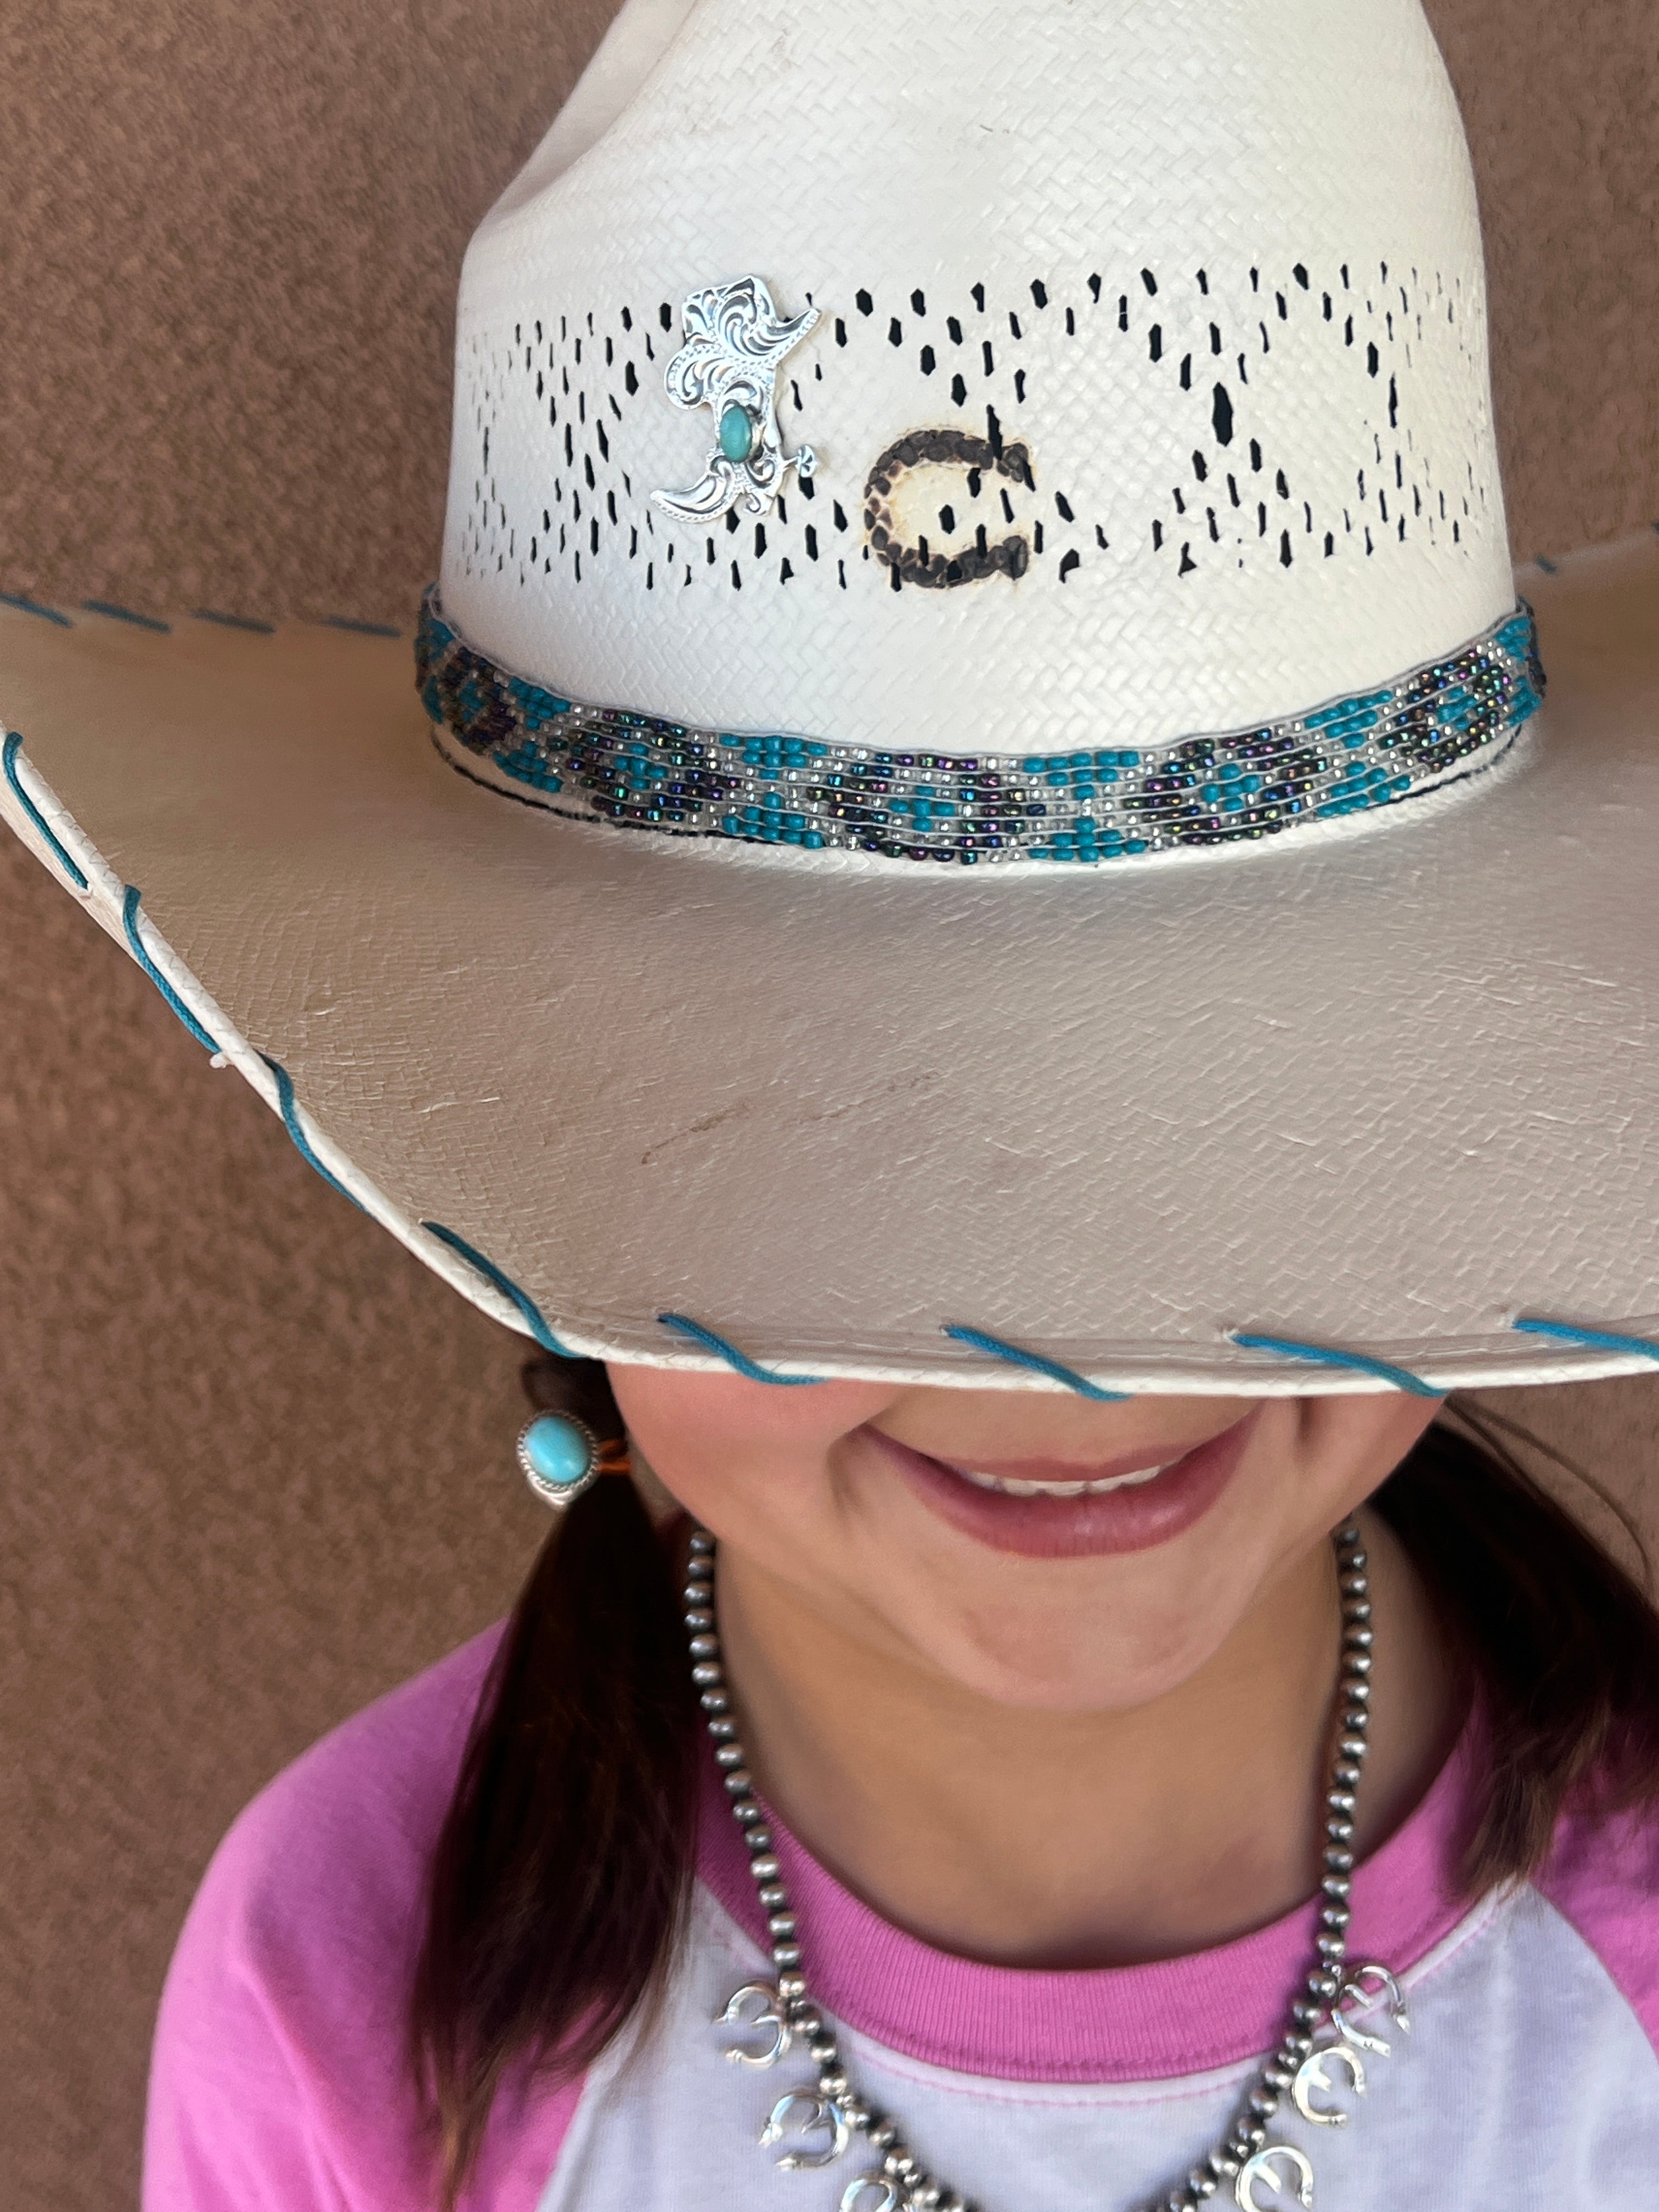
[3, 530, 1658, 1398]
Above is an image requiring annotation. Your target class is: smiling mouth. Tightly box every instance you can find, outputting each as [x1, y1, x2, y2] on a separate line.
[862, 1413, 1259, 1559]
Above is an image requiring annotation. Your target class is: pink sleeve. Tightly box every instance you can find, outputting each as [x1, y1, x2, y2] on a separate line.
[144, 1631, 586, 2211]
[1537, 1798, 1659, 2056]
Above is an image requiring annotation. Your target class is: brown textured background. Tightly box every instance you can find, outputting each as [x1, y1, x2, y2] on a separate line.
[0, 3, 1656, 2203]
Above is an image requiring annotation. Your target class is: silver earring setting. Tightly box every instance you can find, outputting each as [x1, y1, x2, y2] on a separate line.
[516, 1410, 602, 1509]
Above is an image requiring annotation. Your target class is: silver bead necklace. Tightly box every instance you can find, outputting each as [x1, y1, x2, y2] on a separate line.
[683, 1520, 1410, 2212]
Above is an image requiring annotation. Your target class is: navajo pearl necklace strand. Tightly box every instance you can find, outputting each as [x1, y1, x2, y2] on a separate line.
[684, 1521, 1409, 2212]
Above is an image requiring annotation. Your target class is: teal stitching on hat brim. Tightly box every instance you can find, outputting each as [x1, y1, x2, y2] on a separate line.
[657, 1313, 823, 1385]
[82, 599, 170, 634]
[122, 885, 221, 1052]
[1, 591, 72, 628]
[943, 1324, 1128, 1400]
[4, 732, 88, 889]
[1512, 1318, 1659, 1364]
[1229, 1333, 1440, 1397]
[258, 1053, 368, 1214]
[193, 608, 277, 635]
[422, 1220, 574, 1355]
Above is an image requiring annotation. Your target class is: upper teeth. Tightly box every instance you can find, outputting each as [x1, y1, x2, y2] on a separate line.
[953, 1463, 1170, 1498]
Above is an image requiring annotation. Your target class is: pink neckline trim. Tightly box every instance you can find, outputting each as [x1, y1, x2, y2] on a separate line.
[697, 1729, 1479, 2081]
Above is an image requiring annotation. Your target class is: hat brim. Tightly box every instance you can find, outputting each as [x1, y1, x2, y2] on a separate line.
[4, 533, 1658, 1396]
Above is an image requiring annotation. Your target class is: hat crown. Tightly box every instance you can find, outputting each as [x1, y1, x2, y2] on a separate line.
[441, 0, 1511, 755]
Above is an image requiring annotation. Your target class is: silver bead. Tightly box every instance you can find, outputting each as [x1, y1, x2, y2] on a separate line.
[689, 1635, 720, 1659]
[1247, 2091, 1279, 2119]
[1315, 1932, 1347, 1960]
[1319, 1904, 1351, 1931]
[687, 1530, 715, 1554]
[715, 1743, 744, 1769]
[772, 1942, 802, 1968]
[1344, 1681, 1372, 1704]
[768, 1912, 797, 1939]
[1321, 1874, 1352, 1900]
[699, 1690, 730, 1713]
[724, 1770, 754, 1795]
[1344, 1651, 1373, 1677]
[776, 1971, 806, 2001]
[684, 1606, 715, 1630]
[691, 1662, 725, 1687]
[1332, 1762, 1362, 1787]
[758, 1883, 788, 1908]
[744, 1824, 774, 1850]
[749, 1854, 780, 1880]
[708, 1718, 738, 1741]
[734, 1801, 765, 1825]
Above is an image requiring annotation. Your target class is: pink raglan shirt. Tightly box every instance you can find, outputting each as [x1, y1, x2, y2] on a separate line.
[145, 1630, 1659, 2210]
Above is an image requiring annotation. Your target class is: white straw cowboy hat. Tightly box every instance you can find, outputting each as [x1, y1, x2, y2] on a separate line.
[3, 0, 1657, 1399]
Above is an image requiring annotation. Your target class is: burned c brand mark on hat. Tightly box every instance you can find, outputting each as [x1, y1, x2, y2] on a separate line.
[863, 427, 1034, 589]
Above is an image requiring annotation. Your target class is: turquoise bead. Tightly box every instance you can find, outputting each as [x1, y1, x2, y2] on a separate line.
[521, 1413, 594, 1488]
[718, 402, 755, 463]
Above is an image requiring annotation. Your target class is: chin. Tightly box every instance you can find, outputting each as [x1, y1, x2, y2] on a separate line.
[903, 1598, 1232, 1716]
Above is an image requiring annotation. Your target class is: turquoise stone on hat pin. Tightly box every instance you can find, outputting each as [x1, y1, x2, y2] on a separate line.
[517, 1411, 600, 1509]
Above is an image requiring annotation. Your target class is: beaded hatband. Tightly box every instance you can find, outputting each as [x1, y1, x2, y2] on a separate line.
[417, 592, 1542, 868]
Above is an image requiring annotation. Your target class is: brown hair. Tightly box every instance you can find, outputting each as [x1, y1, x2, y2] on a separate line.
[411, 1363, 1659, 2198]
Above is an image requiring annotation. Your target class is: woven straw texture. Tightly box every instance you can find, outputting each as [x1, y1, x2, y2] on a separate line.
[449, 0, 1513, 750]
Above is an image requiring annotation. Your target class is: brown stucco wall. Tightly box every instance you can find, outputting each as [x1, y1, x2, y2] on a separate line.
[1, 3, 1656, 2202]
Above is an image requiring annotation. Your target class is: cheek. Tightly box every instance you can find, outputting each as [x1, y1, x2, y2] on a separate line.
[1295, 1393, 1443, 1507]
[607, 1364, 892, 1515]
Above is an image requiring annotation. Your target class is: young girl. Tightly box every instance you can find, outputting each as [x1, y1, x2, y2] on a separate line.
[5, 1, 1658, 2205]
[145, 1358, 1659, 2210]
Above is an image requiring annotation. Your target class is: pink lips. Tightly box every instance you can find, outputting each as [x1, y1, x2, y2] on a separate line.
[862, 1411, 1259, 1559]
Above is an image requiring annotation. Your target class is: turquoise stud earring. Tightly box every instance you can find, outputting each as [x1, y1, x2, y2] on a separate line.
[516, 1410, 601, 1510]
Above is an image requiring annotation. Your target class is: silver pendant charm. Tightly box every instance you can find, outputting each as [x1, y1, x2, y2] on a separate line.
[839, 2182, 899, 2212]
[715, 1980, 792, 2067]
[759, 2089, 850, 2170]
[1235, 2142, 1316, 2211]
[1291, 2039, 1367, 2126]
[1333, 1961, 1410, 2055]
[653, 275, 819, 523]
